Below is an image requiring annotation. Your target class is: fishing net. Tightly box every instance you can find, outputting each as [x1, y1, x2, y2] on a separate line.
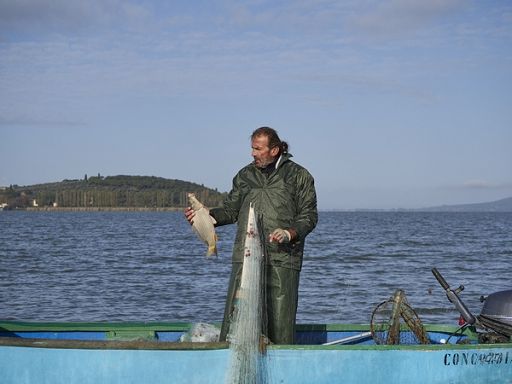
[370, 289, 430, 345]
[226, 203, 268, 384]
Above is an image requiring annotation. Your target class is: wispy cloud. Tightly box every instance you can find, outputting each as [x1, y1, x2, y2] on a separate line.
[0, 0, 156, 41]
[347, 0, 466, 38]
[0, 116, 84, 128]
[0, 2, 510, 120]
[0, 0, 497, 127]
[462, 180, 512, 190]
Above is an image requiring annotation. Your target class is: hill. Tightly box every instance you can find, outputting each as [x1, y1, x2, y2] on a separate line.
[419, 196, 512, 212]
[0, 175, 226, 209]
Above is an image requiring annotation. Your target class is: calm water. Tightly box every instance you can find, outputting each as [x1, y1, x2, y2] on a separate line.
[0, 211, 511, 325]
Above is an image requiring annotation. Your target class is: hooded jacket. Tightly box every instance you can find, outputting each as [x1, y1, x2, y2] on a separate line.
[210, 153, 318, 270]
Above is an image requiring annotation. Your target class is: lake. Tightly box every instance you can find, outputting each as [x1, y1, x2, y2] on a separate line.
[0, 211, 511, 326]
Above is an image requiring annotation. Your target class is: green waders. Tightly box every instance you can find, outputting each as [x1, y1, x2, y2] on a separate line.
[219, 262, 300, 345]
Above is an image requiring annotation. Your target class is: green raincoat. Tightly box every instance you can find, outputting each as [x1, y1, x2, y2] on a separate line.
[210, 153, 318, 344]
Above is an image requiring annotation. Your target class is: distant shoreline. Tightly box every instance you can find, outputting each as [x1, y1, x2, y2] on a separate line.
[4, 207, 510, 213]
[21, 207, 183, 212]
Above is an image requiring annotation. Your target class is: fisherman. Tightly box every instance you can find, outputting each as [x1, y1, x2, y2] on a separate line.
[185, 127, 318, 344]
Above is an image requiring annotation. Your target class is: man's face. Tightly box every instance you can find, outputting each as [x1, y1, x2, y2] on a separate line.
[251, 135, 279, 168]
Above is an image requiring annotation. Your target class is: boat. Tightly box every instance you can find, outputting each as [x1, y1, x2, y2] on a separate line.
[1, 269, 511, 384]
[0, 320, 511, 384]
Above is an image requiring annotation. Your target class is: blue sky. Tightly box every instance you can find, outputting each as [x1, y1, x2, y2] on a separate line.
[1, 0, 511, 209]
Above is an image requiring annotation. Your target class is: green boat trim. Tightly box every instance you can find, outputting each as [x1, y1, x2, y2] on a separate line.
[0, 320, 479, 335]
[2, 320, 507, 352]
[0, 320, 194, 332]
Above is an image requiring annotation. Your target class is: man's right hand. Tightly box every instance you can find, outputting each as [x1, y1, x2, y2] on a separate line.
[184, 207, 195, 224]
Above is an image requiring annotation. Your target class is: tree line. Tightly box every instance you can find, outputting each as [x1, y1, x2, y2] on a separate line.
[0, 175, 226, 209]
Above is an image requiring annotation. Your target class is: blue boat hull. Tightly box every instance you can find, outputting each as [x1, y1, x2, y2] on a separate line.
[1, 322, 511, 383]
[2, 343, 511, 383]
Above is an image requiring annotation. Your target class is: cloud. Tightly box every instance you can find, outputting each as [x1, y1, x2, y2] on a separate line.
[462, 180, 512, 190]
[0, 0, 153, 39]
[216, 0, 470, 45]
[0, 0, 509, 130]
[437, 181, 512, 196]
[347, 0, 466, 38]
[463, 180, 495, 189]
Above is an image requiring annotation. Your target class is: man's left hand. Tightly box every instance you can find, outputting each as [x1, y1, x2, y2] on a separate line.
[269, 228, 291, 243]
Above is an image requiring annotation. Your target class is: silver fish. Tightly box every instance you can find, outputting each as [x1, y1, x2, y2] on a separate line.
[188, 193, 217, 256]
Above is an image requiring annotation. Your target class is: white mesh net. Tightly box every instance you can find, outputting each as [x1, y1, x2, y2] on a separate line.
[226, 203, 268, 384]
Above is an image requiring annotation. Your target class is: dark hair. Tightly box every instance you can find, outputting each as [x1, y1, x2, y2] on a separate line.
[251, 126, 289, 155]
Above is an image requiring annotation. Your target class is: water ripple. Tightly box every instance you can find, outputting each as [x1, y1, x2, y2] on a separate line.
[0, 211, 511, 325]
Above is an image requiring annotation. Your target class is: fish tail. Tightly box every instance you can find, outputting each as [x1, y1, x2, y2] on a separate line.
[207, 243, 218, 257]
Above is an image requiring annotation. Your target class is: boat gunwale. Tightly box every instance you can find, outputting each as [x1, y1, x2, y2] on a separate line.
[0, 321, 479, 334]
[1, 320, 511, 351]
[0, 337, 229, 350]
[0, 320, 195, 332]
[1, 336, 511, 352]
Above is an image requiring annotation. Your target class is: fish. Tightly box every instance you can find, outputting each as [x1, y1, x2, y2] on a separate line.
[188, 193, 218, 257]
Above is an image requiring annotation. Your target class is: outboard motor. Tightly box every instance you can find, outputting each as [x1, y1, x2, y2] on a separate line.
[479, 289, 512, 337]
[432, 268, 512, 342]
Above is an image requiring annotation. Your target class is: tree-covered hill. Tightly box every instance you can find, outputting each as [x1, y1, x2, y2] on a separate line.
[0, 175, 226, 209]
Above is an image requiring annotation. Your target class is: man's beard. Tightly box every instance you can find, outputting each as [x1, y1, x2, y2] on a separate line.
[254, 157, 276, 169]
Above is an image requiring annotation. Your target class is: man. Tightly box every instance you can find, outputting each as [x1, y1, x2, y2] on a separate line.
[185, 127, 318, 344]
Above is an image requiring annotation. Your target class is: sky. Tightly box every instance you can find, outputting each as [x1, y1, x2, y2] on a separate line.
[1, 0, 511, 210]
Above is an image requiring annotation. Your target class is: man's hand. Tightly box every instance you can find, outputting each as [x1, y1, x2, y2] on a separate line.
[184, 207, 195, 225]
[269, 228, 291, 243]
